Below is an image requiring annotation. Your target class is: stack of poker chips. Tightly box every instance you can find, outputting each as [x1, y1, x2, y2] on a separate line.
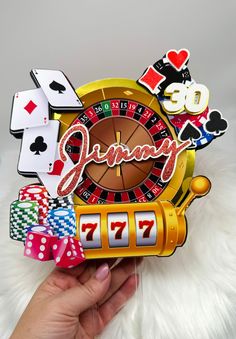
[26, 224, 54, 236]
[47, 208, 76, 238]
[19, 185, 49, 224]
[10, 200, 38, 242]
[48, 194, 74, 211]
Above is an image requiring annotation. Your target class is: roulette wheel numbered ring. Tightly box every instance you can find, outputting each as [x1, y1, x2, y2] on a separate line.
[53, 78, 195, 207]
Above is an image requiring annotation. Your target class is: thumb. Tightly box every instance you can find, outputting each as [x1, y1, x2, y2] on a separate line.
[58, 263, 111, 315]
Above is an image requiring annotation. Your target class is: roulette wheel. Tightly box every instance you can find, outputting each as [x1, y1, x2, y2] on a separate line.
[52, 78, 205, 259]
[9, 50, 227, 266]
[54, 78, 195, 207]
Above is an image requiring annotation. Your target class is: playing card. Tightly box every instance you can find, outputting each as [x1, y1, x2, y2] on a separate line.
[38, 146, 83, 198]
[10, 88, 49, 133]
[30, 69, 83, 111]
[18, 120, 60, 174]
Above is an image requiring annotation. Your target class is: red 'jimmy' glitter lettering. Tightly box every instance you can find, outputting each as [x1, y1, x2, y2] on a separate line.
[57, 124, 191, 196]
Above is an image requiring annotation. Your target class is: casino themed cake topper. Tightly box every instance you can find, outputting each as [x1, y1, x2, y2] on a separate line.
[9, 48, 228, 268]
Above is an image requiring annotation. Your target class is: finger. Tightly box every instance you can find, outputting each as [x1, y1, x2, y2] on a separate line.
[52, 258, 116, 281]
[95, 258, 118, 269]
[78, 258, 117, 284]
[54, 260, 88, 278]
[38, 268, 81, 296]
[98, 257, 142, 305]
[80, 273, 139, 336]
[98, 273, 139, 327]
[57, 263, 111, 315]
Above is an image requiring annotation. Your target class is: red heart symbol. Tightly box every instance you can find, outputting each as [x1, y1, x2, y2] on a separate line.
[166, 49, 190, 71]
[48, 160, 64, 176]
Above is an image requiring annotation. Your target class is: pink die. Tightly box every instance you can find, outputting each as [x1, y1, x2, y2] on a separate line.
[51, 237, 86, 268]
[24, 231, 55, 261]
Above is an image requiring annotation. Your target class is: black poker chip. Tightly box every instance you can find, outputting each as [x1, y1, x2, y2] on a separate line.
[153, 56, 191, 96]
[48, 195, 74, 210]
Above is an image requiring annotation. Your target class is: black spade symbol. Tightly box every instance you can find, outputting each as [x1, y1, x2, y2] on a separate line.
[30, 136, 47, 155]
[49, 80, 66, 94]
[205, 110, 228, 135]
[179, 121, 201, 143]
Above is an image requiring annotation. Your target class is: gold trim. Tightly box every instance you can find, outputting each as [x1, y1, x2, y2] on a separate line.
[75, 200, 169, 258]
[75, 198, 189, 259]
[54, 78, 195, 206]
[74, 177, 210, 259]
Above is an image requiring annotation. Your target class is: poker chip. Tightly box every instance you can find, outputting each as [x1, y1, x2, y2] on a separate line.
[10, 200, 38, 242]
[153, 55, 192, 96]
[47, 208, 76, 238]
[19, 184, 49, 224]
[8, 49, 229, 267]
[176, 124, 214, 150]
[26, 224, 54, 236]
[194, 126, 214, 149]
[48, 194, 74, 211]
[168, 107, 209, 129]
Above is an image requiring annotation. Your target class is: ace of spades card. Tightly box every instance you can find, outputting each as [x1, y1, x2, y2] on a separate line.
[18, 120, 60, 175]
[30, 69, 84, 111]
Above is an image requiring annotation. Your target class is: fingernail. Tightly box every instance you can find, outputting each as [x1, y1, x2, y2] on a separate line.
[95, 263, 109, 281]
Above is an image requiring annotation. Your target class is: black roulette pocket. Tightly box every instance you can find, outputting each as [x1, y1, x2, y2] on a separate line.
[10, 49, 225, 264]
[54, 78, 195, 206]
[51, 79, 209, 259]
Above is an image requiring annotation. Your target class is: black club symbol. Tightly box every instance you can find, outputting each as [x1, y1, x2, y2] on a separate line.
[205, 110, 228, 136]
[30, 136, 47, 155]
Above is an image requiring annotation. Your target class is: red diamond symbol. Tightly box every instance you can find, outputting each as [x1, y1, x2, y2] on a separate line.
[24, 100, 37, 114]
[138, 66, 166, 94]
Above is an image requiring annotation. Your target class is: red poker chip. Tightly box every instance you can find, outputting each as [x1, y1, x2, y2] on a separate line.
[38, 219, 47, 225]
[20, 194, 47, 200]
[168, 107, 209, 129]
[39, 215, 48, 220]
[20, 194, 47, 199]
[19, 185, 48, 199]
[19, 185, 49, 225]
[21, 187, 44, 194]
[39, 206, 48, 211]
[20, 196, 48, 207]
[20, 194, 48, 203]
[39, 209, 48, 214]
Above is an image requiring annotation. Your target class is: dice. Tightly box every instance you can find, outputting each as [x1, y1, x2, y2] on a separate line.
[24, 226, 55, 261]
[51, 237, 86, 268]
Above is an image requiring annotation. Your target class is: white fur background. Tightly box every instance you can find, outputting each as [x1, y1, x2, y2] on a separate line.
[1, 1, 236, 338]
[1, 144, 236, 339]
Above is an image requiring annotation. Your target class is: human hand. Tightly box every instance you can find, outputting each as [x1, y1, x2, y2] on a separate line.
[11, 258, 141, 339]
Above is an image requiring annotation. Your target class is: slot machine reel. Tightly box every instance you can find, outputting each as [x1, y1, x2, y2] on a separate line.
[75, 176, 211, 259]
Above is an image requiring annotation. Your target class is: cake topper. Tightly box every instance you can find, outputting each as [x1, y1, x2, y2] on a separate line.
[9, 49, 227, 268]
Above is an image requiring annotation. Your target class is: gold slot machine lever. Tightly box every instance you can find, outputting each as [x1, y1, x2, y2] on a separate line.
[177, 176, 211, 216]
